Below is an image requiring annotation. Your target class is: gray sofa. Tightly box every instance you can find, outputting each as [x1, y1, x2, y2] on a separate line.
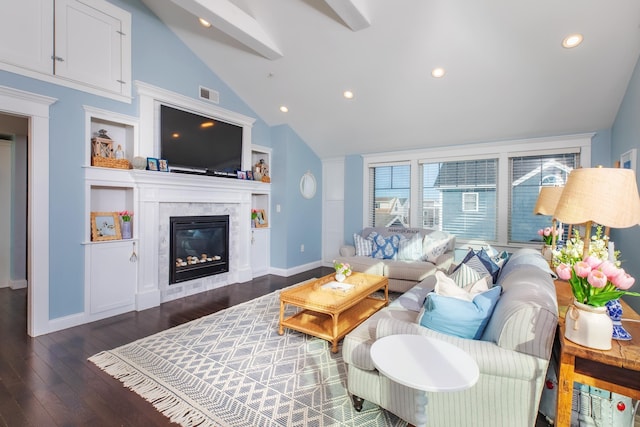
[336, 227, 456, 293]
[342, 248, 558, 427]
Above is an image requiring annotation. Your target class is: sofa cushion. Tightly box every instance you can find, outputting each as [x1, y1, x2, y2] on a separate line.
[397, 233, 423, 261]
[353, 233, 373, 256]
[389, 275, 437, 312]
[482, 265, 558, 358]
[383, 259, 438, 282]
[371, 234, 402, 259]
[417, 283, 502, 339]
[432, 271, 490, 301]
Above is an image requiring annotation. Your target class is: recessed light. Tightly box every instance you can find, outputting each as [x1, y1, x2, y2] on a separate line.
[279, 106, 289, 113]
[431, 67, 446, 78]
[198, 17, 212, 28]
[562, 33, 583, 48]
[343, 90, 354, 99]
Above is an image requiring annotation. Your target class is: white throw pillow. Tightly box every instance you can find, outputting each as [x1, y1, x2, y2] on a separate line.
[423, 236, 450, 263]
[397, 233, 423, 261]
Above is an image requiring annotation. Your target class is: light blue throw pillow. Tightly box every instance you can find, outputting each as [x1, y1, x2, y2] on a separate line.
[417, 285, 502, 339]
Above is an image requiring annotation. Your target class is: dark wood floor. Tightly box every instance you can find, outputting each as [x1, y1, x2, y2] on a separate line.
[1, 267, 553, 427]
[0, 268, 335, 427]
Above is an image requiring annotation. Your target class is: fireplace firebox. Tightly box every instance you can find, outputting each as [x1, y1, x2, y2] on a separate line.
[170, 215, 229, 284]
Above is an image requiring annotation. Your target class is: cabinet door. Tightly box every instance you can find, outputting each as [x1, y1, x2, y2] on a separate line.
[55, 0, 130, 95]
[89, 241, 136, 315]
[251, 229, 269, 277]
[0, 0, 53, 73]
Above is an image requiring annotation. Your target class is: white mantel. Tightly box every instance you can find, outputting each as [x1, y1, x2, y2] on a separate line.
[85, 166, 269, 310]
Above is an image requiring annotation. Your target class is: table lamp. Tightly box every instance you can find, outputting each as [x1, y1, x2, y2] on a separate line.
[533, 186, 564, 250]
[553, 167, 640, 258]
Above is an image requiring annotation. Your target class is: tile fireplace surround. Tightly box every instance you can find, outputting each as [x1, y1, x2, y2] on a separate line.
[133, 170, 263, 308]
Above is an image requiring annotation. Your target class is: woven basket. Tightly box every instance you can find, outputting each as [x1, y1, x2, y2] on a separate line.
[92, 156, 131, 169]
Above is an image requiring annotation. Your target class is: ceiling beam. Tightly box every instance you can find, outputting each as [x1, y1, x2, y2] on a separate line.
[324, 0, 370, 31]
[170, 0, 283, 60]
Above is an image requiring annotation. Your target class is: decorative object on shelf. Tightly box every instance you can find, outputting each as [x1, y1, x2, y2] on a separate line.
[246, 170, 254, 180]
[606, 298, 632, 340]
[90, 212, 122, 241]
[119, 210, 133, 239]
[255, 158, 270, 183]
[251, 209, 258, 228]
[300, 171, 317, 199]
[147, 157, 159, 171]
[565, 299, 613, 350]
[158, 159, 169, 172]
[91, 129, 130, 169]
[131, 156, 147, 170]
[620, 148, 636, 172]
[333, 260, 352, 282]
[236, 170, 246, 179]
[254, 209, 268, 228]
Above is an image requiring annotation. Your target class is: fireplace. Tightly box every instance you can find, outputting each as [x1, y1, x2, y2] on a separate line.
[170, 215, 229, 284]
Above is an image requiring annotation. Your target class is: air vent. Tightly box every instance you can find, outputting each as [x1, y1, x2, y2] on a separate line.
[199, 86, 219, 104]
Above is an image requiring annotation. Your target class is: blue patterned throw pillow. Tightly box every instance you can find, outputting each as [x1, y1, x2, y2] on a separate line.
[371, 234, 402, 259]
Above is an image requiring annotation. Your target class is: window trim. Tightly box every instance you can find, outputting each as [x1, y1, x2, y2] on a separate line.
[462, 192, 479, 212]
[362, 133, 592, 248]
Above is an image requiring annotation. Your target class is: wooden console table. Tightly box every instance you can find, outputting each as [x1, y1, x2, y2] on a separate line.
[554, 280, 640, 426]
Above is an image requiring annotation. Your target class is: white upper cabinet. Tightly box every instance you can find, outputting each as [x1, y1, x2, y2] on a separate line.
[0, 0, 131, 102]
[0, 0, 53, 74]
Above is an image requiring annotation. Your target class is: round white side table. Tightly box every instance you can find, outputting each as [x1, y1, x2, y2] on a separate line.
[370, 334, 479, 427]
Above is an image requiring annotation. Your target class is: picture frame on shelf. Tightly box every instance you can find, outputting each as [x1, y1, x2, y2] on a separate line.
[147, 157, 159, 171]
[620, 149, 637, 172]
[91, 212, 122, 241]
[254, 209, 268, 228]
[159, 159, 169, 172]
[237, 171, 246, 179]
[246, 170, 254, 180]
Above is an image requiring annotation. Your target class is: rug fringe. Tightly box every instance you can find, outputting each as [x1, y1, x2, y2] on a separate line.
[89, 352, 214, 427]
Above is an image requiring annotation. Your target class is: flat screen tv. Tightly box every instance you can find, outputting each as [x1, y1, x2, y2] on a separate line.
[160, 104, 243, 176]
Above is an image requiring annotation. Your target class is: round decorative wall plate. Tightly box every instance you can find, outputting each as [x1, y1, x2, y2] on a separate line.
[300, 171, 316, 199]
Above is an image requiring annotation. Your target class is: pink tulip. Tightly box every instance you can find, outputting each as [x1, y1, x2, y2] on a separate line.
[574, 261, 591, 278]
[537, 229, 544, 236]
[587, 270, 608, 288]
[556, 263, 572, 281]
[583, 256, 602, 269]
[612, 271, 635, 290]
[543, 227, 551, 237]
[598, 261, 622, 280]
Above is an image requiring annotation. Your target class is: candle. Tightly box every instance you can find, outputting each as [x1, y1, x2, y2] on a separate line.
[608, 241, 615, 262]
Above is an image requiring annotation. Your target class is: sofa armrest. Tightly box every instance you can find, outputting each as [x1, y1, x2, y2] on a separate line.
[375, 318, 545, 381]
[340, 245, 356, 257]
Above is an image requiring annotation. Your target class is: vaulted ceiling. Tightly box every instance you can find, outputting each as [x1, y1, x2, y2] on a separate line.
[140, 0, 640, 159]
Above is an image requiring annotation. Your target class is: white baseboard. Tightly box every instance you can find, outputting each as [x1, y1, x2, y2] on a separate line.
[10, 279, 28, 289]
[269, 260, 323, 277]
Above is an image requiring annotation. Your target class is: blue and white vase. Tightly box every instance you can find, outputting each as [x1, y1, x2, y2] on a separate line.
[606, 298, 632, 341]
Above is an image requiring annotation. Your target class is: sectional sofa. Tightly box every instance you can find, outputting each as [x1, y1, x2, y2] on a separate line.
[336, 227, 456, 293]
[342, 248, 559, 427]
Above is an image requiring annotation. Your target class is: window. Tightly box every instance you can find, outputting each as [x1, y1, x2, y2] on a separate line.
[368, 165, 410, 227]
[420, 159, 497, 240]
[462, 193, 479, 212]
[509, 153, 579, 243]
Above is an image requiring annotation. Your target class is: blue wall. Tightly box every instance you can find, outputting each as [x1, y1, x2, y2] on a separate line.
[270, 125, 322, 268]
[0, 0, 322, 320]
[611, 54, 640, 312]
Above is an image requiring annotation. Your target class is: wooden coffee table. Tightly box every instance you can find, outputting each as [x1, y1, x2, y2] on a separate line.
[278, 272, 388, 352]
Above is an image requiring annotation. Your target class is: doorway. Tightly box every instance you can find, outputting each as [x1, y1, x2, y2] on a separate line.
[0, 85, 55, 337]
[0, 114, 28, 291]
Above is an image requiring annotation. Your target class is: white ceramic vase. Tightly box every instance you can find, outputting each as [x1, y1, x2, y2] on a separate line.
[564, 299, 613, 350]
[335, 273, 346, 282]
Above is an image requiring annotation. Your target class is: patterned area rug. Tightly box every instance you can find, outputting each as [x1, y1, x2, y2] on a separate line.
[89, 285, 405, 427]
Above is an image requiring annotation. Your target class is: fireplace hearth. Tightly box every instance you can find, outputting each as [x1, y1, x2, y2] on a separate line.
[170, 215, 229, 284]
